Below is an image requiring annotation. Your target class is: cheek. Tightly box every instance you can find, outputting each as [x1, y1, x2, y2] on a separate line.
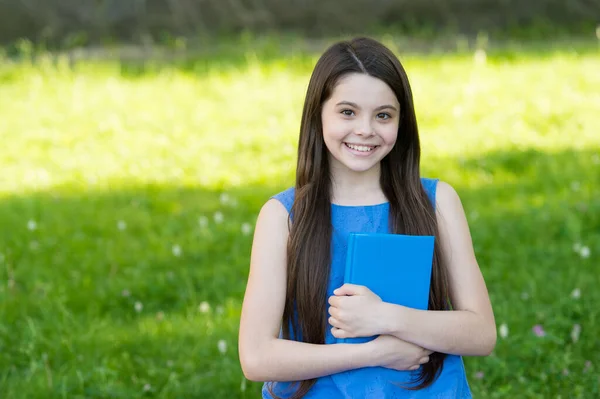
[321, 126, 337, 155]
[322, 120, 348, 144]
[380, 125, 398, 146]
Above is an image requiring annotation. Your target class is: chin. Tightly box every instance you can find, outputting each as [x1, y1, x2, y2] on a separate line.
[340, 160, 379, 173]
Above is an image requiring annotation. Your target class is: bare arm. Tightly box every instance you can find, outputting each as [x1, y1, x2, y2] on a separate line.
[381, 181, 496, 356]
[242, 339, 374, 382]
[238, 199, 373, 382]
[380, 306, 494, 356]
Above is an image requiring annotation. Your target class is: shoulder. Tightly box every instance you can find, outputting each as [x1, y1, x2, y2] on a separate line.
[259, 197, 290, 224]
[270, 186, 295, 214]
[432, 180, 467, 223]
[419, 177, 466, 220]
[256, 188, 293, 234]
[435, 180, 462, 207]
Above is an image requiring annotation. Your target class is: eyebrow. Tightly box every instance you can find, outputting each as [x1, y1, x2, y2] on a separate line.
[335, 101, 398, 112]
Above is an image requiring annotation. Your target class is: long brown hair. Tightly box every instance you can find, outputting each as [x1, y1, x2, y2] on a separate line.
[272, 37, 450, 398]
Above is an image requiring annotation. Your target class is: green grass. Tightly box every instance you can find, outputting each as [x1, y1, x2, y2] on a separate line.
[0, 38, 599, 398]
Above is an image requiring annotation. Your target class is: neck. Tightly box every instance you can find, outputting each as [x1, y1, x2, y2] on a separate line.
[329, 161, 386, 205]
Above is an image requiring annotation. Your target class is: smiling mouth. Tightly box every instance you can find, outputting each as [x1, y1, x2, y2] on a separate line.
[344, 143, 378, 152]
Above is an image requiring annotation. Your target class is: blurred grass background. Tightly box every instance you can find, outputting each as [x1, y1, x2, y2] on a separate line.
[0, 16, 599, 399]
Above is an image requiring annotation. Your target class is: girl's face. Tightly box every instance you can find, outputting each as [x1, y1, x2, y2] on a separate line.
[321, 73, 400, 174]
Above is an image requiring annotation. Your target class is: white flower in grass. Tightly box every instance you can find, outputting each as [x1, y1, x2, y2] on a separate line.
[214, 211, 224, 224]
[134, 301, 143, 312]
[27, 220, 37, 231]
[218, 339, 227, 354]
[240, 378, 247, 392]
[172, 244, 182, 257]
[198, 216, 208, 228]
[143, 383, 152, 392]
[580, 246, 590, 259]
[220, 193, 230, 205]
[199, 301, 210, 313]
[241, 223, 252, 235]
[571, 324, 581, 343]
[499, 323, 509, 339]
[117, 220, 127, 231]
[571, 288, 581, 299]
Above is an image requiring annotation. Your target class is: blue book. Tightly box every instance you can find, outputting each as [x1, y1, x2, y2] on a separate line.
[338, 233, 435, 344]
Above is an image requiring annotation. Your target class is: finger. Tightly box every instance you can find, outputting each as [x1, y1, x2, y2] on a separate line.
[409, 365, 419, 371]
[419, 356, 429, 364]
[334, 284, 363, 296]
[328, 306, 339, 318]
[331, 327, 345, 338]
[328, 316, 341, 328]
[328, 296, 338, 306]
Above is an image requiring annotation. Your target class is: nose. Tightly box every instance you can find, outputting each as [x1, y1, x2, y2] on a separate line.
[355, 116, 375, 137]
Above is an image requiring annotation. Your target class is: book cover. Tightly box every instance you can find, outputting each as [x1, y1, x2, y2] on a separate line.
[338, 233, 435, 344]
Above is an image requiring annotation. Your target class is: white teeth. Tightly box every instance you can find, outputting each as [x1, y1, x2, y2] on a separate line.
[346, 143, 374, 152]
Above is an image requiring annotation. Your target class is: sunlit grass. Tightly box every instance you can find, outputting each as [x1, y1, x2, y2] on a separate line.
[1, 44, 598, 195]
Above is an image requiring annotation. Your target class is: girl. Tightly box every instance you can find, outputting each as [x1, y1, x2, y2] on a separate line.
[238, 37, 496, 398]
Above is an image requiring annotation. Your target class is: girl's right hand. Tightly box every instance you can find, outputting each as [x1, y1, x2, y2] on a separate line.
[367, 334, 433, 371]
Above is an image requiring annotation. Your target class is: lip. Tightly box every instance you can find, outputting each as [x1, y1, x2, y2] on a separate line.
[344, 143, 379, 147]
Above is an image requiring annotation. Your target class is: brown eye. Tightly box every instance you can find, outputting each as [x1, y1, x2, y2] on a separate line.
[341, 109, 354, 116]
[377, 112, 391, 120]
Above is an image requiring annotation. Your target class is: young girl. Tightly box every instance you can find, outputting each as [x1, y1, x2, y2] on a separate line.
[238, 37, 496, 398]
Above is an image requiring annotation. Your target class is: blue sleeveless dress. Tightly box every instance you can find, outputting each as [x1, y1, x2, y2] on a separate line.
[262, 178, 472, 398]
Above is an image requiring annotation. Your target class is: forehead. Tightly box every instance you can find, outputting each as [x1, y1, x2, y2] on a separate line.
[330, 73, 399, 106]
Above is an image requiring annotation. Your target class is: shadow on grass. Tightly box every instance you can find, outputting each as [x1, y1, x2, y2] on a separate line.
[0, 147, 598, 398]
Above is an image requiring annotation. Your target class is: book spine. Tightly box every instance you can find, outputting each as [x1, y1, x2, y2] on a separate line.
[339, 233, 355, 344]
[343, 233, 355, 284]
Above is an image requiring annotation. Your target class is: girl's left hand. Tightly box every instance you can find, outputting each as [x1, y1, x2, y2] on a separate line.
[328, 284, 386, 339]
